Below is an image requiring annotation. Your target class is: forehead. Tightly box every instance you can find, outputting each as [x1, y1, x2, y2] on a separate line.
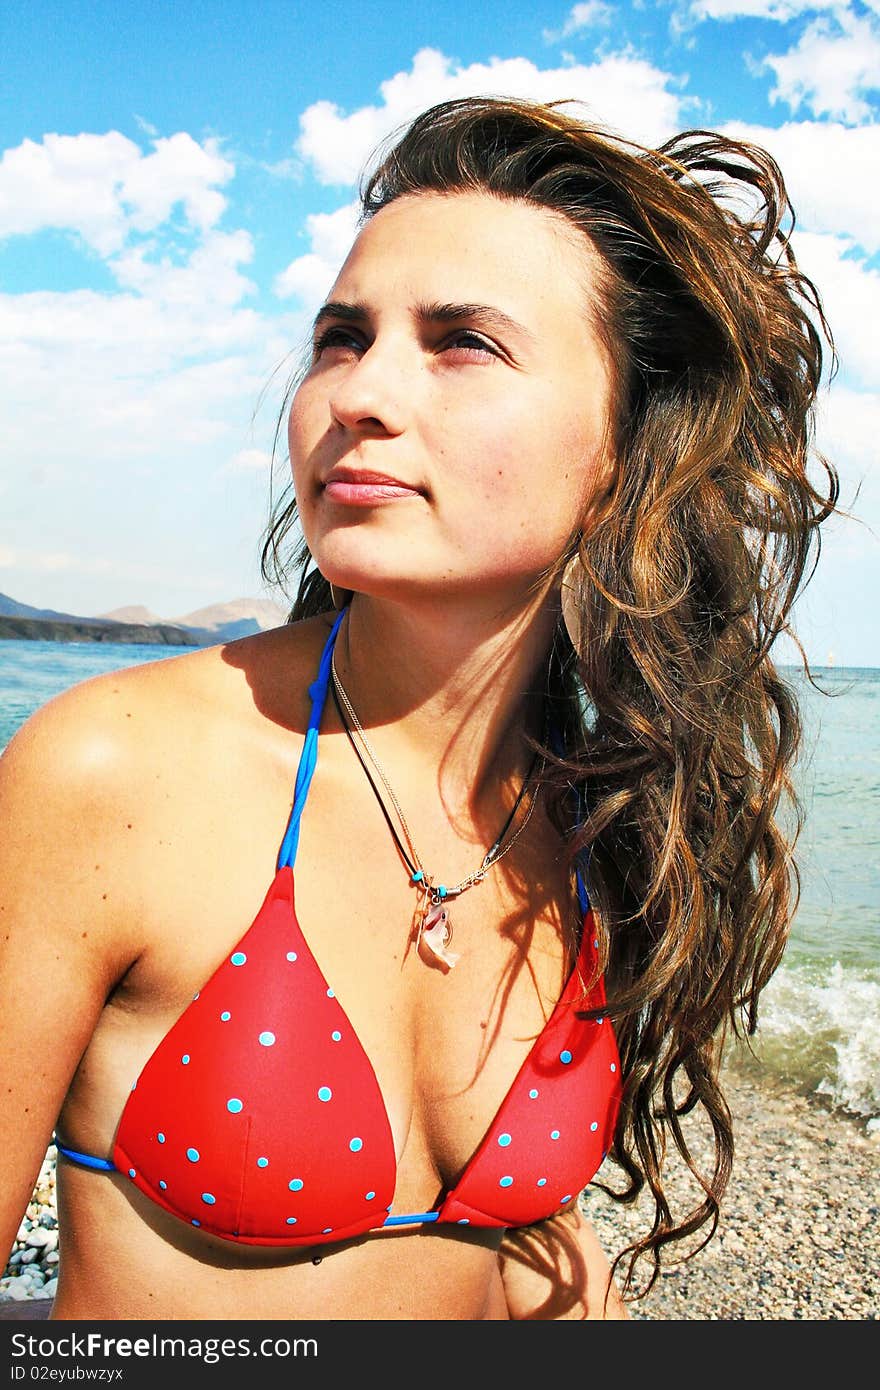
[331, 190, 603, 328]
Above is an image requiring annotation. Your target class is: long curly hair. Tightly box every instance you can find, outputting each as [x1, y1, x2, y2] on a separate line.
[260, 95, 839, 1297]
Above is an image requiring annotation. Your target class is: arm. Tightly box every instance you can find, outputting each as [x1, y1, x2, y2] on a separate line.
[0, 684, 143, 1266]
[498, 1203, 628, 1320]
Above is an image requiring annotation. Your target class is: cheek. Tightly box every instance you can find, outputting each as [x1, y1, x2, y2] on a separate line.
[287, 391, 317, 492]
[462, 412, 595, 521]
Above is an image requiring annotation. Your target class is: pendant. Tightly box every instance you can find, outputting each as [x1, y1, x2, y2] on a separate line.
[417, 901, 460, 972]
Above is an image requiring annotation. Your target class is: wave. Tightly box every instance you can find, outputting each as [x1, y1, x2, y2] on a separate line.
[728, 959, 880, 1130]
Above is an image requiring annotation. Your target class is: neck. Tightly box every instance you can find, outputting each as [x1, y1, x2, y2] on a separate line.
[331, 586, 560, 824]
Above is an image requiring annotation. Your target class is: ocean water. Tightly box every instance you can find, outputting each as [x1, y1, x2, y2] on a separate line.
[1, 639, 878, 1129]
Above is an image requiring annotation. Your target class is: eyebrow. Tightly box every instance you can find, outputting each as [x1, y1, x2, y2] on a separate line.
[310, 299, 537, 346]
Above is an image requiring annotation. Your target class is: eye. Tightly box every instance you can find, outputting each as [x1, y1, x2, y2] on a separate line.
[311, 327, 365, 358]
[443, 331, 499, 360]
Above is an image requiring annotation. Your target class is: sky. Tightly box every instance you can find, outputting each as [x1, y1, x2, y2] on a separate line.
[1, 0, 878, 662]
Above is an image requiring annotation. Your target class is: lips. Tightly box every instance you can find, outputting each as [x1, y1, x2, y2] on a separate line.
[321, 467, 422, 506]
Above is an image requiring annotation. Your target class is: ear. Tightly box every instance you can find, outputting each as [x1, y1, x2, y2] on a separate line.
[581, 449, 618, 536]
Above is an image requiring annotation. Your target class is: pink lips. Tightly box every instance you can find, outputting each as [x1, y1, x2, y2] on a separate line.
[322, 471, 421, 506]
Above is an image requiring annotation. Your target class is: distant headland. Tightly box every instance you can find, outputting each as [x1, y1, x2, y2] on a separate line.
[0, 593, 288, 647]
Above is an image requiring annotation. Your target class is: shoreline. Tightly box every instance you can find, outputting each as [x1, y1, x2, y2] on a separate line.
[3, 1065, 877, 1320]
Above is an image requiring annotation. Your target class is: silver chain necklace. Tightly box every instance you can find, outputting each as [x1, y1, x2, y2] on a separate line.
[330, 646, 543, 971]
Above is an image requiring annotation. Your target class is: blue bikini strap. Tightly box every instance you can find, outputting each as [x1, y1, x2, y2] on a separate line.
[54, 1137, 116, 1172]
[276, 608, 347, 871]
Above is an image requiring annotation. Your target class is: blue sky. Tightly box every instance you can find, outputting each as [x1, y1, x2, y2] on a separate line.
[1, 0, 878, 662]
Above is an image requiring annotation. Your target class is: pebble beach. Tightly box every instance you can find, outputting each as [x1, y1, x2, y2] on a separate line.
[2, 1063, 877, 1321]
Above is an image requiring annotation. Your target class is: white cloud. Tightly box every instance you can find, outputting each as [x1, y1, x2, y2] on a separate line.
[689, 1, 842, 19]
[790, 230, 880, 390]
[721, 119, 880, 254]
[274, 201, 361, 309]
[543, 2, 614, 42]
[112, 229, 257, 309]
[228, 447, 272, 472]
[760, 10, 880, 121]
[817, 384, 880, 483]
[0, 548, 114, 576]
[295, 46, 687, 188]
[0, 130, 234, 256]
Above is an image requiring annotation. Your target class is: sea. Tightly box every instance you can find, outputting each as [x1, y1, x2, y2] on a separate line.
[1, 637, 878, 1132]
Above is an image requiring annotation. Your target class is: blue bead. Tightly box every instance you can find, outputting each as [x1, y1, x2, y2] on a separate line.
[437, 885, 447, 898]
[411, 870, 424, 882]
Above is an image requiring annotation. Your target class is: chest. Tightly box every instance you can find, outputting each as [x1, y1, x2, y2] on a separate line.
[67, 712, 594, 1207]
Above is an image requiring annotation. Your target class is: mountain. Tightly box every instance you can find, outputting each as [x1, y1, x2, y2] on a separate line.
[0, 592, 107, 626]
[0, 592, 290, 647]
[170, 597, 288, 640]
[99, 604, 163, 625]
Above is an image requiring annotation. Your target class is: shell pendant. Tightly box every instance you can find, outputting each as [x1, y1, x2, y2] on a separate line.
[417, 900, 460, 972]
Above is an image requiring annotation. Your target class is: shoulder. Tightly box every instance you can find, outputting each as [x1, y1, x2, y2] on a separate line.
[2, 613, 336, 786]
[0, 614, 336, 935]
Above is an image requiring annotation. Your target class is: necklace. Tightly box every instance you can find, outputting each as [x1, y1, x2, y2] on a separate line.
[330, 646, 543, 971]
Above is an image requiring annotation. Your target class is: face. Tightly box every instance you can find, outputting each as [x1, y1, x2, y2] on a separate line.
[288, 190, 615, 608]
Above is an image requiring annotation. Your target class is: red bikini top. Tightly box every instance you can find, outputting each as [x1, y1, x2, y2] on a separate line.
[62, 611, 622, 1247]
[113, 866, 620, 1246]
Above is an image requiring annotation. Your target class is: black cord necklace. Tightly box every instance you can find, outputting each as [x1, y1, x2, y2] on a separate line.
[329, 670, 544, 970]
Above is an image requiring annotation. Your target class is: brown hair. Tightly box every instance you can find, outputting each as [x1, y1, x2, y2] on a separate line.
[261, 95, 839, 1297]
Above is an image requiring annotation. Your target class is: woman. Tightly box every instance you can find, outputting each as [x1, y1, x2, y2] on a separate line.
[0, 95, 837, 1321]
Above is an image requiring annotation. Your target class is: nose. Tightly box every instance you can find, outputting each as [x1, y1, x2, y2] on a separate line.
[327, 340, 408, 437]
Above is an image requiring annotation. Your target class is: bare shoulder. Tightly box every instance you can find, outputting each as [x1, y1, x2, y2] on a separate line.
[2, 613, 333, 786]
[0, 616, 334, 952]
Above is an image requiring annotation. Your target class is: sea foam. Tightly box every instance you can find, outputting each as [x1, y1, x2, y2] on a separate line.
[736, 959, 880, 1126]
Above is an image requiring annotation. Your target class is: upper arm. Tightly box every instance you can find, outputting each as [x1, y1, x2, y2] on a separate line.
[0, 682, 146, 1260]
[498, 1204, 628, 1320]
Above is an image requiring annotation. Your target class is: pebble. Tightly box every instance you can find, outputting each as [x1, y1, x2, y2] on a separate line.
[581, 1063, 880, 1320]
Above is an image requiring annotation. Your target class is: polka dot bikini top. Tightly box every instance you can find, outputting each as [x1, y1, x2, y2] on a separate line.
[54, 610, 622, 1247]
